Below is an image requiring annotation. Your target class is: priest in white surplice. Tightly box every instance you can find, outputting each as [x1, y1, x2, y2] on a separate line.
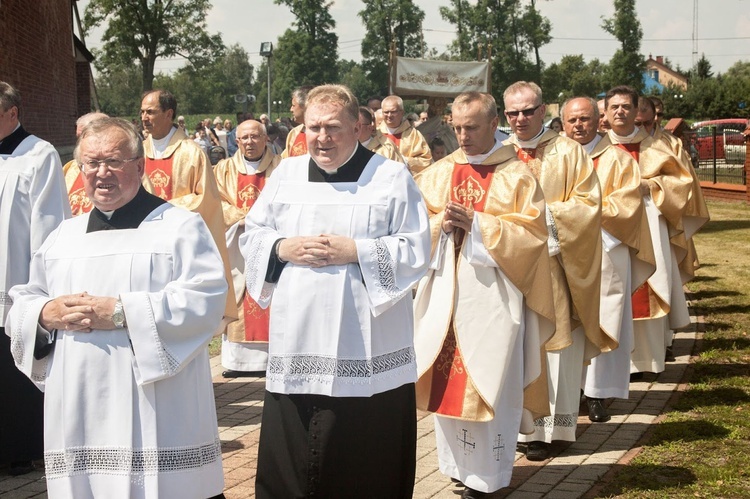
[1, 81, 70, 476]
[240, 84, 430, 498]
[6, 118, 227, 499]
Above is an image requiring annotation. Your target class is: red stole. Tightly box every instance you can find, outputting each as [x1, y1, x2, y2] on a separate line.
[516, 147, 536, 163]
[237, 169, 270, 341]
[385, 132, 402, 147]
[236, 169, 266, 209]
[145, 156, 175, 200]
[68, 173, 92, 216]
[614, 142, 652, 318]
[288, 131, 307, 157]
[426, 162, 495, 417]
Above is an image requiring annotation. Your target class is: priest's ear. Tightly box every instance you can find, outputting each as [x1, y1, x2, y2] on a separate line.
[135, 157, 146, 178]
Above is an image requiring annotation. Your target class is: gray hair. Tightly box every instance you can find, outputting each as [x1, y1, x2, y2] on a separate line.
[74, 117, 144, 164]
[382, 95, 404, 112]
[0, 81, 22, 116]
[503, 81, 543, 107]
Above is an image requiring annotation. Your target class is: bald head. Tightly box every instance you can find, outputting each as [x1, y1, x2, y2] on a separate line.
[562, 97, 598, 145]
[236, 119, 267, 161]
[76, 112, 108, 137]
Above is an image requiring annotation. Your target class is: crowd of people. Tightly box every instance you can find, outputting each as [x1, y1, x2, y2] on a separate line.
[0, 76, 707, 499]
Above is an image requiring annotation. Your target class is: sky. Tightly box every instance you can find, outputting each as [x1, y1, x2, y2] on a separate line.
[78, 0, 750, 77]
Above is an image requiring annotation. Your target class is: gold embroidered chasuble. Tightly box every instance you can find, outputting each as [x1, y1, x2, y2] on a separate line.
[414, 147, 555, 423]
[365, 131, 406, 163]
[652, 127, 710, 282]
[505, 130, 612, 357]
[589, 140, 656, 291]
[281, 124, 307, 158]
[214, 147, 280, 344]
[378, 120, 432, 174]
[598, 130, 693, 320]
[143, 127, 237, 320]
[62, 159, 92, 216]
[214, 147, 281, 228]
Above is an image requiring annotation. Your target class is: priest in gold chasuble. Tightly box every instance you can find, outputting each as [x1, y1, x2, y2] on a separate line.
[502, 83, 607, 461]
[563, 97, 655, 425]
[281, 86, 311, 158]
[378, 95, 432, 174]
[414, 91, 555, 496]
[61, 112, 108, 216]
[603, 87, 694, 376]
[141, 90, 236, 321]
[214, 120, 281, 377]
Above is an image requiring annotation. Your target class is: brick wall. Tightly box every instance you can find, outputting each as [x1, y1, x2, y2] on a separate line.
[0, 0, 77, 150]
[76, 61, 92, 118]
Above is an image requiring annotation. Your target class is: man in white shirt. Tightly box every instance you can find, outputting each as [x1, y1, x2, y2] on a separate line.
[0, 80, 70, 476]
[7, 117, 227, 498]
[241, 84, 431, 498]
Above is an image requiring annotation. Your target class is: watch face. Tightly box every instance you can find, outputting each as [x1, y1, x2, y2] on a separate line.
[113, 311, 125, 327]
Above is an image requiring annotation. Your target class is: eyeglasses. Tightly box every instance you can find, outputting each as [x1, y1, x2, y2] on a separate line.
[505, 105, 542, 118]
[79, 157, 139, 173]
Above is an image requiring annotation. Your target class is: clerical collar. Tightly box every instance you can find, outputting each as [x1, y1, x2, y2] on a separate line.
[386, 125, 400, 134]
[361, 137, 373, 148]
[86, 186, 167, 233]
[242, 154, 262, 174]
[515, 127, 546, 149]
[608, 127, 639, 144]
[465, 139, 501, 164]
[0, 123, 29, 155]
[308, 143, 375, 183]
[151, 126, 178, 158]
[582, 134, 603, 154]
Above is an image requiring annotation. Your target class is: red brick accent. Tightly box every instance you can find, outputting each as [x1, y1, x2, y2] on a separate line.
[700, 181, 747, 203]
[0, 0, 77, 150]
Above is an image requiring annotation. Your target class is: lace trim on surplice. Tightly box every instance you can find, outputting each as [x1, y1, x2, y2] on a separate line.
[44, 438, 222, 480]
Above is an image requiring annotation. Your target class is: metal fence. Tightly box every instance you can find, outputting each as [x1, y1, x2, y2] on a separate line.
[681, 129, 747, 185]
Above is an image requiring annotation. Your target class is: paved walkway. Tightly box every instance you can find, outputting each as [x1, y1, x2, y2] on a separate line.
[1, 306, 701, 499]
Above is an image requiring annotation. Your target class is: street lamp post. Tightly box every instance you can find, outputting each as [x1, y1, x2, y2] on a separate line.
[273, 100, 282, 121]
[260, 42, 273, 120]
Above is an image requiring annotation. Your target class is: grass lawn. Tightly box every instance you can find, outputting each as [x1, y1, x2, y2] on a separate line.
[599, 199, 750, 497]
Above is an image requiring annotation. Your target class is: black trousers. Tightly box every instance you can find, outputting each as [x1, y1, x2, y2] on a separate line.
[256, 383, 417, 499]
[0, 327, 44, 464]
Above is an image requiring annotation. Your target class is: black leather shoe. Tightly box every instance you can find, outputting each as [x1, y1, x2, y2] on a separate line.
[461, 486, 490, 498]
[525, 441, 551, 461]
[222, 369, 265, 378]
[587, 397, 611, 423]
[9, 461, 35, 476]
[665, 345, 676, 362]
[630, 372, 644, 381]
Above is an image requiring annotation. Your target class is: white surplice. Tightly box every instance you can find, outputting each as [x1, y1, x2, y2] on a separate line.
[584, 240, 633, 400]
[1, 133, 70, 322]
[6, 205, 227, 499]
[239, 152, 431, 397]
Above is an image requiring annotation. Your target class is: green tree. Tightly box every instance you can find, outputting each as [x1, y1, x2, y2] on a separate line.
[95, 63, 143, 116]
[358, 0, 426, 92]
[338, 60, 381, 103]
[601, 0, 645, 92]
[724, 60, 750, 81]
[440, 0, 552, 102]
[266, 0, 338, 109]
[83, 0, 224, 92]
[542, 55, 606, 102]
[439, 0, 472, 59]
[692, 53, 714, 80]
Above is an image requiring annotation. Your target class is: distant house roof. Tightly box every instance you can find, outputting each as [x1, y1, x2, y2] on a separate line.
[646, 55, 688, 90]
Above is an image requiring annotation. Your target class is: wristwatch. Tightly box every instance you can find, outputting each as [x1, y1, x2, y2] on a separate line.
[112, 298, 126, 328]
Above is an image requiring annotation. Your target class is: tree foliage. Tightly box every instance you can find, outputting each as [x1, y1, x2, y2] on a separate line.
[692, 53, 714, 80]
[440, 0, 552, 103]
[263, 0, 338, 110]
[542, 55, 606, 102]
[358, 0, 426, 93]
[601, 0, 644, 92]
[83, 0, 224, 92]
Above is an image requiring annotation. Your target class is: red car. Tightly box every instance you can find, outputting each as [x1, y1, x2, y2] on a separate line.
[690, 118, 748, 162]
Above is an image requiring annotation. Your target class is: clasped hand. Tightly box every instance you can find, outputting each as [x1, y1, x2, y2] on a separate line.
[40, 292, 118, 333]
[278, 235, 358, 268]
[442, 201, 474, 233]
